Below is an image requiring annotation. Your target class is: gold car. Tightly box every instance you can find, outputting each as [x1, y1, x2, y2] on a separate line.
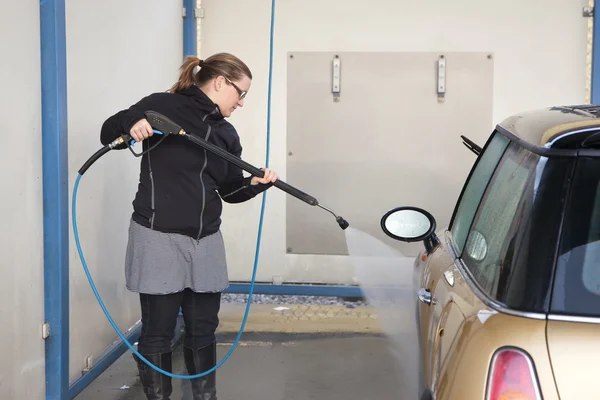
[380, 105, 600, 400]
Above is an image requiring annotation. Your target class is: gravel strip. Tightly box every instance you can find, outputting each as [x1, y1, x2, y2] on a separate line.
[221, 293, 370, 308]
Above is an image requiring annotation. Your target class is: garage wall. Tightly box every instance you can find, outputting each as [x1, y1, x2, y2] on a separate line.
[66, 0, 182, 382]
[0, 1, 45, 398]
[200, 0, 589, 285]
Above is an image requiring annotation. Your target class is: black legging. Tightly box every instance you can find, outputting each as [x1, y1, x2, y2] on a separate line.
[137, 288, 221, 354]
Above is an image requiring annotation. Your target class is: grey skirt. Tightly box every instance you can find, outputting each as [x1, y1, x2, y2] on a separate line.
[125, 219, 229, 295]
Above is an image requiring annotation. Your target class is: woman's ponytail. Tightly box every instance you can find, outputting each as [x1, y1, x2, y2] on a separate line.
[169, 53, 252, 94]
[169, 56, 201, 93]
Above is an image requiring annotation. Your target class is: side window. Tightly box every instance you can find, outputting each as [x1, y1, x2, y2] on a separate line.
[450, 133, 509, 253]
[461, 142, 539, 299]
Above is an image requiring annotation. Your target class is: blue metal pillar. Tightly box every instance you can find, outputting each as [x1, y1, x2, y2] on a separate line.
[592, 6, 600, 103]
[40, 0, 70, 398]
[183, 0, 198, 56]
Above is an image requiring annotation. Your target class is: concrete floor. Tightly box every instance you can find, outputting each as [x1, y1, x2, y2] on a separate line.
[76, 303, 419, 400]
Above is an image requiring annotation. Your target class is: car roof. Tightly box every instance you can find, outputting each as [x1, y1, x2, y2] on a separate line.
[496, 105, 600, 155]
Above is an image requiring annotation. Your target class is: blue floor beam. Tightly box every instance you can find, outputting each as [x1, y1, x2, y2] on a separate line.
[68, 324, 142, 399]
[40, 0, 70, 398]
[67, 317, 186, 399]
[225, 283, 364, 298]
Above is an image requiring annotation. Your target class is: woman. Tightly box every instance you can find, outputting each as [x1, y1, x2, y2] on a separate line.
[100, 53, 277, 400]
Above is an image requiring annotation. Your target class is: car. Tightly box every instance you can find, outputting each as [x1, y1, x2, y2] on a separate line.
[380, 104, 600, 400]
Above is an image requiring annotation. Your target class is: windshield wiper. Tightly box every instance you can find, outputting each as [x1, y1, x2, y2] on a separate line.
[461, 135, 482, 156]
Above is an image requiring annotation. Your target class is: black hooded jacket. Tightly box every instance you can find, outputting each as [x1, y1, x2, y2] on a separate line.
[100, 85, 271, 240]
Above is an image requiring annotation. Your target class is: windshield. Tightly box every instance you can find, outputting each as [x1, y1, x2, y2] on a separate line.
[552, 157, 600, 317]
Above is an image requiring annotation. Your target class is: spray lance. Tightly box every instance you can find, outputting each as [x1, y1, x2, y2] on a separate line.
[80, 110, 349, 230]
[155, 111, 349, 228]
[72, 110, 349, 380]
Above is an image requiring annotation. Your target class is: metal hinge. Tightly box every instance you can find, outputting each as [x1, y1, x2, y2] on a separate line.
[272, 275, 283, 285]
[332, 55, 341, 102]
[583, 6, 594, 17]
[183, 6, 204, 18]
[83, 356, 93, 373]
[437, 54, 446, 103]
[42, 323, 50, 339]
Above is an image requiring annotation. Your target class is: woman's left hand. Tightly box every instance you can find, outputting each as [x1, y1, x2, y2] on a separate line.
[251, 168, 278, 185]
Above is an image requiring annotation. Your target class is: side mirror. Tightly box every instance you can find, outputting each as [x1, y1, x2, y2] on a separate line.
[380, 207, 437, 243]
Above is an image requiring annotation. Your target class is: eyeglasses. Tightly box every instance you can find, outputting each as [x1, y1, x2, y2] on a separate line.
[224, 77, 247, 100]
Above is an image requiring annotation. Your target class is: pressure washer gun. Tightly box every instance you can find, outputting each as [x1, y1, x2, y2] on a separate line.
[86, 110, 349, 231]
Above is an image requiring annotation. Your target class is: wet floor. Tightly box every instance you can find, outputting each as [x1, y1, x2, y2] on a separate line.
[76, 301, 419, 400]
[77, 331, 406, 400]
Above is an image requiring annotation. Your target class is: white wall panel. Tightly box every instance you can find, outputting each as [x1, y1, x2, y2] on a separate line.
[0, 1, 45, 398]
[200, 0, 589, 285]
[66, 0, 182, 382]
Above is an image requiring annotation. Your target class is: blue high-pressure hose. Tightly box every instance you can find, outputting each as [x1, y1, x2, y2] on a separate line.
[72, 0, 276, 379]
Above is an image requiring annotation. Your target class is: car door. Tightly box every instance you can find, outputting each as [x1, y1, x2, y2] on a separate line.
[418, 247, 458, 391]
[416, 243, 454, 387]
[420, 132, 511, 391]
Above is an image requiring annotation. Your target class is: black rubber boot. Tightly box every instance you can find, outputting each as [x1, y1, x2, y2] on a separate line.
[133, 352, 173, 400]
[183, 342, 217, 400]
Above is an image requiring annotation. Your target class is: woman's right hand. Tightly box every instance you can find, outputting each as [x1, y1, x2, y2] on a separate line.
[130, 119, 154, 142]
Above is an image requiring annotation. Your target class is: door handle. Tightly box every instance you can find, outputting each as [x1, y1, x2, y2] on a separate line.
[418, 288, 436, 305]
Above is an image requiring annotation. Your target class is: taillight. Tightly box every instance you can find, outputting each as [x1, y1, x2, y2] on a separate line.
[486, 348, 541, 400]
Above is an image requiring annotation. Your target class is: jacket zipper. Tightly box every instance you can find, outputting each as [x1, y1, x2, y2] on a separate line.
[197, 108, 219, 240]
[148, 146, 156, 229]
